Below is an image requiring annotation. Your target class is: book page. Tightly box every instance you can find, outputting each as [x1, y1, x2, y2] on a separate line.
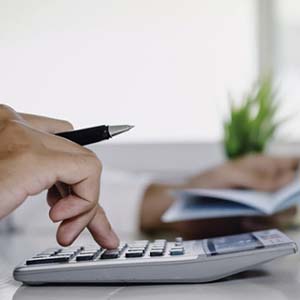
[175, 189, 274, 214]
[162, 196, 264, 222]
[273, 177, 300, 209]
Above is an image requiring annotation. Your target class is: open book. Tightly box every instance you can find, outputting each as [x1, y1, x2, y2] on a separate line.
[162, 178, 300, 222]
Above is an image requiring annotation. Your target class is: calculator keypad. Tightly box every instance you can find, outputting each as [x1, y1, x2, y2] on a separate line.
[25, 238, 186, 265]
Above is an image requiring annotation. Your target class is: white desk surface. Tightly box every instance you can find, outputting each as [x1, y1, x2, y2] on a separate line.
[1, 230, 300, 300]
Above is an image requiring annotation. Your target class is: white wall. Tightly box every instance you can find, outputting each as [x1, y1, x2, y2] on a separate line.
[0, 0, 257, 142]
[274, 0, 300, 141]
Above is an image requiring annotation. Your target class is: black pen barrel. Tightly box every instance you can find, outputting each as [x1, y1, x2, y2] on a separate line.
[56, 125, 110, 146]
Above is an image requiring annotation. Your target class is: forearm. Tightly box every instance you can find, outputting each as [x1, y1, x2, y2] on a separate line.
[139, 183, 176, 233]
[139, 172, 216, 233]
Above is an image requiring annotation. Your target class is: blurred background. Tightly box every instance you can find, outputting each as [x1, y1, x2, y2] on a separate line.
[1, 0, 300, 236]
[0, 0, 299, 143]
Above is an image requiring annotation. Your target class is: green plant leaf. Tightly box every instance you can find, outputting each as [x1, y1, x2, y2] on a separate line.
[223, 77, 286, 159]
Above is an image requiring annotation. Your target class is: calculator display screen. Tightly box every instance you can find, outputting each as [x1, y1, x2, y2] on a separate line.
[207, 233, 264, 255]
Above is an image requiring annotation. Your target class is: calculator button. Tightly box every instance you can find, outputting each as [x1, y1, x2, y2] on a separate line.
[60, 248, 77, 252]
[175, 237, 183, 243]
[170, 247, 185, 256]
[175, 237, 183, 246]
[118, 244, 128, 251]
[56, 251, 76, 257]
[82, 247, 101, 252]
[39, 249, 61, 256]
[125, 251, 144, 258]
[76, 253, 96, 261]
[60, 248, 79, 254]
[132, 240, 149, 245]
[32, 255, 50, 258]
[101, 250, 120, 259]
[154, 239, 166, 243]
[128, 243, 148, 249]
[26, 255, 70, 265]
[150, 250, 164, 257]
[151, 246, 165, 250]
[127, 247, 145, 253]
[153, 243, 166, 247]
[79, 250, 99, 255]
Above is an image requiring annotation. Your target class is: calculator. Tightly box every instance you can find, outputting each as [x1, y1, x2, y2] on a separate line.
[13, 229, 297, 285]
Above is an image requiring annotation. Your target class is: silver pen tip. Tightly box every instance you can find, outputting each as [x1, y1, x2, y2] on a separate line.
[108, 125, 135, 137]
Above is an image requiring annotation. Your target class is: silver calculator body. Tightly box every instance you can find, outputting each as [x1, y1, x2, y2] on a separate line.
[14, 229, 297, 285]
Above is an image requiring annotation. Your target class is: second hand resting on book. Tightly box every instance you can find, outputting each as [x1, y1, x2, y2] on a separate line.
[140, 155, 299, 239]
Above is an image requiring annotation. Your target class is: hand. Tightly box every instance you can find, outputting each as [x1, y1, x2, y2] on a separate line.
[0, 104, 119, 248]
[186, 154, 299, 191]
[140, 154, 299, 237]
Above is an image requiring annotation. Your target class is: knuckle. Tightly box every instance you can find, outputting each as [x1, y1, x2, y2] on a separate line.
[0, 104, 19, 122]
[97, 205, 107, 216]
[61, 120, 74, 131]
[82, 147, 97, 156]
[0, 104, 12, 113]
[84, 151, 103, 172]
[1, 121, 39, 163]
[1, 119, 26, 139]
[92, 158, 102, 177]
[94, 156, 103, 170]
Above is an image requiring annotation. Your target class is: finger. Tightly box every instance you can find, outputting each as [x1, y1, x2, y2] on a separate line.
[271, 156, 300, 172]
[19, 113, 73, 133]
[235, 155, 299, 177]
[56, 208, 97, 246]
[49, 194, 95, 222]
[47, 151, 120, 248]
[253, 155, 299, 174]
[47, 152, 101, 222]
[88, 205, 120, 249]
[272, 170, 296, 189]
[56, 205, 119, 249]
[228, 167, 294, 192]
[37, 138, 117, 247]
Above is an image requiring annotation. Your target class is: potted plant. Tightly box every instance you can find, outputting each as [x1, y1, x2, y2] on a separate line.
[223, 78, 282, 159]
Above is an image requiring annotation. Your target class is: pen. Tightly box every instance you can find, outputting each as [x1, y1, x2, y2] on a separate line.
[56, 125, 134, 146]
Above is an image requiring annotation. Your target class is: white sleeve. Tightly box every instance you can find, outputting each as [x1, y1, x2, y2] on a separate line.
[100, 168, 154, 237]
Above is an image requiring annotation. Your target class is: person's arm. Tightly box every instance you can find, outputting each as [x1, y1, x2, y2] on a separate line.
[0, 104, 119, 248]
[140, 154, 299, 238]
